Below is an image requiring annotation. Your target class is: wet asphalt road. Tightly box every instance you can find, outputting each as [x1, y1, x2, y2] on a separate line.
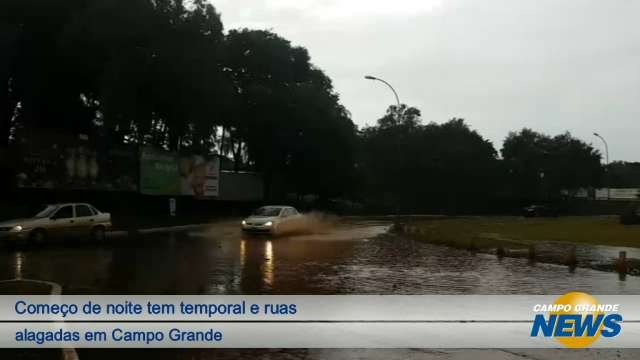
[2, 218, 640, 359]
[2, 218, 639, 295]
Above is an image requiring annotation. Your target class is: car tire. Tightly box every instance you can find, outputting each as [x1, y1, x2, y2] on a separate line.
[92, 226, 106, 243]
[29, 229, 46, 245]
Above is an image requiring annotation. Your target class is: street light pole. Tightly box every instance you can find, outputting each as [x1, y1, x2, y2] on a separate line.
[594, 132, 610, 200]
[365, 75, 403, 215]
[364, 75, 401, 109]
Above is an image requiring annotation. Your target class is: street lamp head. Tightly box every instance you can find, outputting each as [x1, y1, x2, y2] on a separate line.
[364, 75, 377, 80]
[593, 132, 600, 137]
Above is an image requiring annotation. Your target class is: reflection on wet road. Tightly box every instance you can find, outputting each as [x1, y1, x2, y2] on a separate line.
[2, 219, 639, 295]
[3, 218, 640, 360]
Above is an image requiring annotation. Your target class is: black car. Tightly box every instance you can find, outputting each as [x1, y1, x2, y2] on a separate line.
[523, 204, 558, 218]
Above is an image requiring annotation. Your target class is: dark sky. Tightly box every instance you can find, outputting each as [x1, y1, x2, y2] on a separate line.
[214, 0, 640, 161]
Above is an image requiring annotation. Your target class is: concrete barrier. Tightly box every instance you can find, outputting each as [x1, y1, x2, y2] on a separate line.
[0, 279, 78, 360]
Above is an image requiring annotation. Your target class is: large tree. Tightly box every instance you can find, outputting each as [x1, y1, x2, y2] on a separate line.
[360, 107, 500, 214]
[224, 29, 357, 200]
[56, 0, 230, 150]
[1, 0, 94, 142]
[501, 129, 603, 202]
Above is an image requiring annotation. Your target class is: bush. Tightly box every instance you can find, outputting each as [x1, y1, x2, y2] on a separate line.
[620, 205, 640, 225]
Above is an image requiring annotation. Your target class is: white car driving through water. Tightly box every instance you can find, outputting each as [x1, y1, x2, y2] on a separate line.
[241, 206, 301, 235]
[0, 203, 112, 246]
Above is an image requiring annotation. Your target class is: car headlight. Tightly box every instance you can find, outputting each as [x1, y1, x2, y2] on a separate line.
[241, 220, 247, 226]
[264, 221, 273, 227]
[10, 225, 23, 232]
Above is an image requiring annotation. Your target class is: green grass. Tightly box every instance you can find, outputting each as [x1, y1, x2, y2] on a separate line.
[411, 216, 640, 249]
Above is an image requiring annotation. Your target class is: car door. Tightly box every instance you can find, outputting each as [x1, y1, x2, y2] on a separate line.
[74, 204, 95, 236]
[48, 205, 75, 238]
[280, 208, 293, 225]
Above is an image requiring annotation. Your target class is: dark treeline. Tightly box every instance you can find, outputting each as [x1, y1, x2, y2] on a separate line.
[358, 107, 604, 214]
[609, 162, 640, 188]
[0, 0, 609, 214]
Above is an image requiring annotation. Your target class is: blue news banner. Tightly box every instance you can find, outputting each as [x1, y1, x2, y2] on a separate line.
[0, 295, 639, 348]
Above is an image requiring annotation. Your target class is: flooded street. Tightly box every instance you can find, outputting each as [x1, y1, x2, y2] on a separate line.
[2, 217, 640, 360]
[1, 218, 639, 295]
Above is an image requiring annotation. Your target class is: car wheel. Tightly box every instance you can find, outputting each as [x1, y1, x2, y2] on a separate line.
[28, 229, 46, 246]
[92, 226, 106, 242]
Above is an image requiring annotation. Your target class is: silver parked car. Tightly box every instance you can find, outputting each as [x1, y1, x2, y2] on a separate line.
[0, 203, 112, 245]
[241, 206, 301, 234]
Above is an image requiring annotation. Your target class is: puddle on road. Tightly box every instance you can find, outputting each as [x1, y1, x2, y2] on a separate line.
[1, 219, 639, 295]
[316, 235, 640, 295]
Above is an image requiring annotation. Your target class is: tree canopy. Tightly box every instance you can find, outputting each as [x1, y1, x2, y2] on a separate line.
[501, 129, 603, 202]
[360, 105, 500, 214]
[0, 0, 608, 211]
[0, 0, 357, 199]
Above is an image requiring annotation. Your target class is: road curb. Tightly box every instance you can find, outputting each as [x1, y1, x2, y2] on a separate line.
[108, 223, 213, 238]
[61, 348, 80, 360]
[139, 223, 211, 234]
[0, 279, 79, 360]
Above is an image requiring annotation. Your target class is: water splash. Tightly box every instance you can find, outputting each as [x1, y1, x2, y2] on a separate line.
[273, 212, 340, 237]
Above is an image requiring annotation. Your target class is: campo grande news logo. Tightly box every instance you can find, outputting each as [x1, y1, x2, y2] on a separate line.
[530, 292, 622, 348]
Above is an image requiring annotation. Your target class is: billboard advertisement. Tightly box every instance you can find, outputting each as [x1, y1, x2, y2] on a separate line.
[13, 138, 138, 192]
[178, 154, 220, 198]
[139, 148, 180, 195]
[595, 188, 640, 200]
[10, 136, 221, 198]
[140, 148, 219, 198]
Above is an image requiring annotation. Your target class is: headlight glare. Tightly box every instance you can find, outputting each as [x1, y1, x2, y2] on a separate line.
[10, 225, 23, 232]
[264, 221, 273, 227]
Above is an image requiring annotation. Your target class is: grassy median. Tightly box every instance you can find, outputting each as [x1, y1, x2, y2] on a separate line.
[410, 216, 640, 249]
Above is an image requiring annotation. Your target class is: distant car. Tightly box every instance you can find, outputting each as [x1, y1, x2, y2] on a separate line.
[0, 203, 112, 245]
[523, 204, 558, 218]
[241, 206, 301, 234]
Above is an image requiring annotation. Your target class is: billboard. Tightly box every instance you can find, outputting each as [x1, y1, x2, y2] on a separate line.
[595, 188, 640, 201]
[139, 148, 180, 195]
[218, 171, 263, 201]
[9, 134, 224, 198]
[178, 154, 220, 198]
[13, 138, 138, 192]
[140, 148, 219, 198]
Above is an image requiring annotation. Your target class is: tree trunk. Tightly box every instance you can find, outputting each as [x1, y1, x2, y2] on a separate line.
[0, 76, 13, 147]
[168, 126, 180, 151]
[220, 125, 226, 157]
[233, 140, 243, 172]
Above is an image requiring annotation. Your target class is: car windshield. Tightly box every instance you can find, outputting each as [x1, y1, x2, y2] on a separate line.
[34, 205, 58, 218]
[252, 207, 282, 217]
